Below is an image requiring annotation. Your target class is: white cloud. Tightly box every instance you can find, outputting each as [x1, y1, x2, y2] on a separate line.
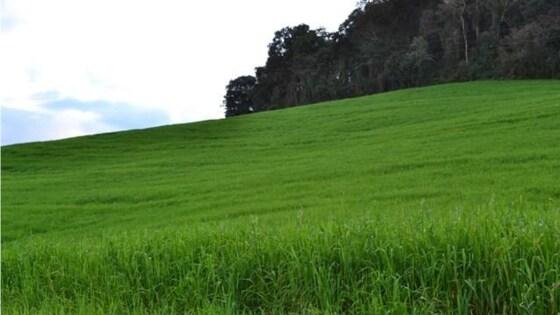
[49, 109, 114, 139]
[0, 0, 357, 142]
[2, 107, 115, 144]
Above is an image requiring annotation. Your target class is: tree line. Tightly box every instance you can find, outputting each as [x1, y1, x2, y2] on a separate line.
[224, 0, 560, 117]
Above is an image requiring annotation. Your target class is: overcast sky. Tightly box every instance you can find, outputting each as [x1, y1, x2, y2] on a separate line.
[0, 0, 357, 145]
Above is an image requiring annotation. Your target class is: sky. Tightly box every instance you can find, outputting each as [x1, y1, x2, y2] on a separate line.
[0, 0, 357, 145]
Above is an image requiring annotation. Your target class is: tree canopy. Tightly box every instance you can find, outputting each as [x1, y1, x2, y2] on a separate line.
[224, 0, 560, 117]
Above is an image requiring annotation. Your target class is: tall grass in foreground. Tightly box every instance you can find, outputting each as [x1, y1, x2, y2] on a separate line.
[3, 205, 560, 314]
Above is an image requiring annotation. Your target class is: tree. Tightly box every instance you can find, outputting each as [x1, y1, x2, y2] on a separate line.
[441, 0, 470, 65]
[403, 37, 435, 86]
[499, 14, 560, 78]
[223, 76, 257, 117]
[252, 24, 331, 109]
[223, 0, 560, 117]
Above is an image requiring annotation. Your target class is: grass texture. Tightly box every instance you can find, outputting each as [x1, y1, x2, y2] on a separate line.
[2, 81, 560, 314]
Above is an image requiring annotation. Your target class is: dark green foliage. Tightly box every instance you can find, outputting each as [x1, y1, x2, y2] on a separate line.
[499, 12, 560, 78]
[224, 76, 257, 117]
[225, 0, 560, 115]
[251, 24, 332, 111]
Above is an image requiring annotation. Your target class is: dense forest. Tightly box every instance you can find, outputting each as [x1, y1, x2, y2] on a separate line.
[224, 0, 560, 116]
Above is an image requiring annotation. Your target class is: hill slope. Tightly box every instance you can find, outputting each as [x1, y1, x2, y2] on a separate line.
[3, 81, 560, 314]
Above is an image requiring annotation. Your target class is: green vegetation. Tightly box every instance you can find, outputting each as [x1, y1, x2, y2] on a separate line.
[2, 81, 560, 314]
[224, 0, 560, 117]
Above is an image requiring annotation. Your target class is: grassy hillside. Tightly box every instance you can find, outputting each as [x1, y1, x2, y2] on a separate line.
[3, 81, 560, 314]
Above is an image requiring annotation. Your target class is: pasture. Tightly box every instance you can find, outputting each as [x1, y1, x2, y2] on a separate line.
[2, 81, 560, 314]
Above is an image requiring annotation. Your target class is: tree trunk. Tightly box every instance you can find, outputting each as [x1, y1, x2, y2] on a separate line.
[474, 0, 481, 41]
[460, 0, 469, 65]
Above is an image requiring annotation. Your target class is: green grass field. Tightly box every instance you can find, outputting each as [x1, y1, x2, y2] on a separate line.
[2, 80, 560, 314]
